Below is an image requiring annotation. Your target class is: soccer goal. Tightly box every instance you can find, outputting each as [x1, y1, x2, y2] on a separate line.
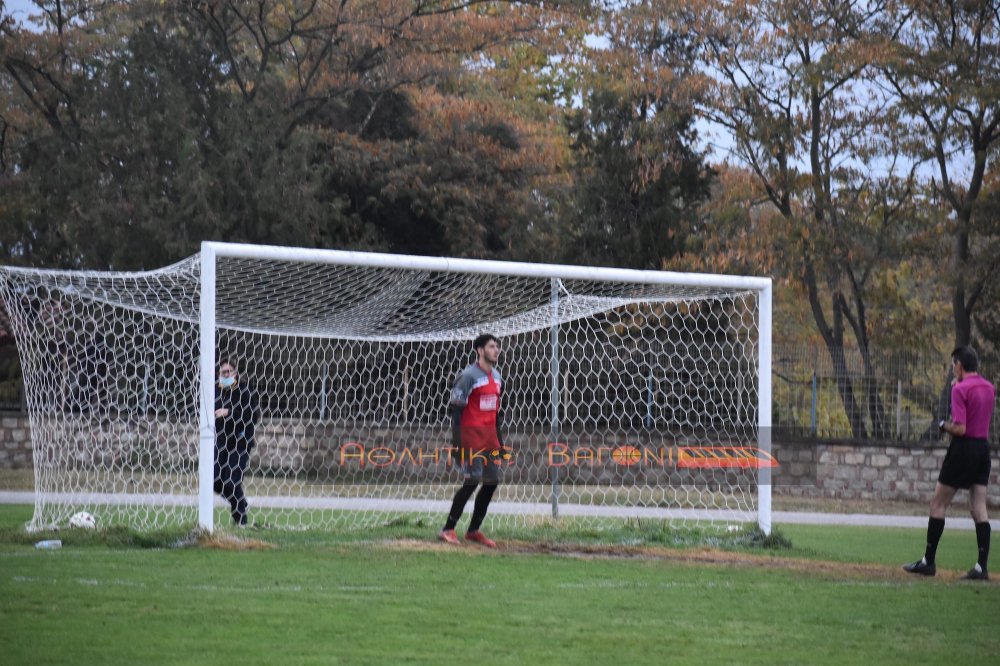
[0, 242, 772, 534]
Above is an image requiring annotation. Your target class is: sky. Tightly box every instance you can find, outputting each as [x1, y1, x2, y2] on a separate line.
[3, 0, 37, 24]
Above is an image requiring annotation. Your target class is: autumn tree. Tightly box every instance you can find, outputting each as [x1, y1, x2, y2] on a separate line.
[963, 169, 1000, 365]
[875, 0, 1000, 351]
[556, 2, 714, 270]
[689, 0, 925, 438]
[0, 0, 582, 268]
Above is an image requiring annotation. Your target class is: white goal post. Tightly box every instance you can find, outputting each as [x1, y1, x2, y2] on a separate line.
[1, 241, 772, 534]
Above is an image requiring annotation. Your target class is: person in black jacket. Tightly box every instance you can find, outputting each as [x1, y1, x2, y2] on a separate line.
[214, 359, 259, 526]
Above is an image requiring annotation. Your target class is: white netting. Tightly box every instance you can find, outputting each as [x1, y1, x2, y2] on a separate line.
[0, 247, 767, 532]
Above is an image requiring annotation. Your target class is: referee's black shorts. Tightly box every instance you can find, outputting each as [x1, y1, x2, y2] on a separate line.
[938, 436, 992, 489]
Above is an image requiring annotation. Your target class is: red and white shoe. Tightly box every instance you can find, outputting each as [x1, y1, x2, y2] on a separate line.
[438, 529, 460, 545]
[464, 530, 498, 549]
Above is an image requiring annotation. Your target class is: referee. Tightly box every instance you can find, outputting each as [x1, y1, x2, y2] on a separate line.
[904, 346, 996, 580]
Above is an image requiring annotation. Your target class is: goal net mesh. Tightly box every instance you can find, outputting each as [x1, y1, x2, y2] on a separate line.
[0, 250, 764, 532]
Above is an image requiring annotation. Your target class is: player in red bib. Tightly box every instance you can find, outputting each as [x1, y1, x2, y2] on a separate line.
[439, 333, 506, 548]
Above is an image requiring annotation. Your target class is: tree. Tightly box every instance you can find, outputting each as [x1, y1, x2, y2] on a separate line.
[690, 0, 924, 438]
[965, 169, 1000, 364]
[876, 0, 1000, 350]
[0, 0, 581, 268]
[176, 0, 578, 259]
[557, 0, 715, 270]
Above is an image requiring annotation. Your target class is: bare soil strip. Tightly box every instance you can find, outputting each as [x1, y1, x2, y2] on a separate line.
[382, 538, 992, 583]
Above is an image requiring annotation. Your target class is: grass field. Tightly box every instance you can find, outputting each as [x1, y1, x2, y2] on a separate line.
[1, 504, 998, 665]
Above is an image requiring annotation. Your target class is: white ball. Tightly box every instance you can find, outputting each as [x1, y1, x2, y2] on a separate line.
[69, 511, 97, 529]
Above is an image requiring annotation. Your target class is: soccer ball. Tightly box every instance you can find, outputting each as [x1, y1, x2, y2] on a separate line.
[68, 511, 97, 529]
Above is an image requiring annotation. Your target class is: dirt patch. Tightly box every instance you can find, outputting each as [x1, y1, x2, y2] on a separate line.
[506, 541, 907, 580]
[382, 538, 986, 583]
[171, 528, 275, 551]
[198, 533, 275, 551]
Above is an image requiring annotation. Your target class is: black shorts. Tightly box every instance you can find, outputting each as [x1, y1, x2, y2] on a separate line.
[938, 436, 991, 489]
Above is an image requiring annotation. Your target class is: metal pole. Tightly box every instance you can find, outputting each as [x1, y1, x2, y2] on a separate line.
[142, 361, 150, 413]
[204, 241, 772, 292]
[896, 379, 903, 439]
[550, 278, 561, 519]
[198, 245, 217, 532]
[645, 367, 654, 429]
[810, 371, 817, 436]
[757, 282, 773, 535]
[320, 363, 329, 421]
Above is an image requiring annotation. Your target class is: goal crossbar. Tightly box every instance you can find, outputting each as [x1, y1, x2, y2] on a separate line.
[207, 241, 772, 290]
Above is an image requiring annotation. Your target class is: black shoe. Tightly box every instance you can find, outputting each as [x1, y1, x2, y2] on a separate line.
[903, 559, 936, 576]
[960, 567, 989, 581]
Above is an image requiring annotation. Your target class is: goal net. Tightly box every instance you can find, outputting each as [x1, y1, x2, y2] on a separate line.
[0, 242, 772, 534]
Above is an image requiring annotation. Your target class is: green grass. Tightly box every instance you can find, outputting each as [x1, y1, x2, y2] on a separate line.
[1, 504, 998, 665]
[778, 522, 982, 568]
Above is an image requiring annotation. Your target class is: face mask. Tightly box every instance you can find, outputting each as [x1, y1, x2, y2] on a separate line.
[219, 376, 236, 388]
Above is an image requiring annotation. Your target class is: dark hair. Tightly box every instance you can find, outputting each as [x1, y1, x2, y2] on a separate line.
[951, 346, 979, 373]
[473, 333, 498, 351]
[218, 358, 237, 371]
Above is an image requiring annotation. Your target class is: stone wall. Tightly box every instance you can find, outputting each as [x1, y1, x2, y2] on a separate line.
[2, 413, 998, 504]
[0, 415, 31, 469]
[772, 441, 1000, 504]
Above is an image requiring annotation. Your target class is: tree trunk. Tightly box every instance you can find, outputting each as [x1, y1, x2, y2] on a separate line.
[952, 226, 972, 348]
[803, 259, 868, 439]
[827, 343, 867, 440]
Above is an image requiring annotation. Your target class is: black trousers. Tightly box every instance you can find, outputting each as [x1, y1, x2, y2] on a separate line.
[214, 445, 250, 525]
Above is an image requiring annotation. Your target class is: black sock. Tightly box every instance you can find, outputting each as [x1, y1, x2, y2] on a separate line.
[444, 484, 477, 530]
[468, 483, 498, 533]
[924, 517, 945, 565]
[975, 521, 991, 571]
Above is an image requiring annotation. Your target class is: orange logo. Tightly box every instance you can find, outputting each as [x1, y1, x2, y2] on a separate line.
[676, 446, 779, 469]
[611, 445, 642, 466]
[546, 442, 779, 470]
[490, 449, 514, 463]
